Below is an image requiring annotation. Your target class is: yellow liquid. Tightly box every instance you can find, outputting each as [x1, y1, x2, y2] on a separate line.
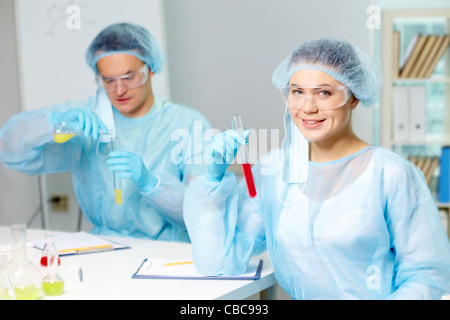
[42, 280, 64, 296]
[115, 189, 122, 205]
[13, 284, 42, 300]
[1, 287, 13, 300]
[54, 133, 76, 143]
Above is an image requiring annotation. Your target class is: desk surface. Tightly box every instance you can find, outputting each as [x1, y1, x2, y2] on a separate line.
[0, 226, 276, 300]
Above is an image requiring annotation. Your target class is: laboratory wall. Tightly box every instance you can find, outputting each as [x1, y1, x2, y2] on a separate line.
[0, 0, 42, 229]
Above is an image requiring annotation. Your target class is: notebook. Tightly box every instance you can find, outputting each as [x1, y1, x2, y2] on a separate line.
[33, 231, 129, 255]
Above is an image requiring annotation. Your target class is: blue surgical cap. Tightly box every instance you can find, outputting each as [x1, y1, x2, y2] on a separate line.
[85, 22, 165, 74]
[272, 38, 382, 106]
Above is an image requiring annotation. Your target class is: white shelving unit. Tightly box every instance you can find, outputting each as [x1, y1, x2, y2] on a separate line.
[380, 9, 450, 234]
[380, 9, 450, 148]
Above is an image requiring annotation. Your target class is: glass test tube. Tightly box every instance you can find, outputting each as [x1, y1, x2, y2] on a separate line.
[231, 114, 257, 198]
[111, 138, 122, 205]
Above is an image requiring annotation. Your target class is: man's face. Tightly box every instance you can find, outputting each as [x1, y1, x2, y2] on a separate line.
[97, 54, 154, 118]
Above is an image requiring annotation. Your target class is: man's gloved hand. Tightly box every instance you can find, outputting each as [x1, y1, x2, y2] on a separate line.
[106, 151, 158, 192]
[51, 108, 108, 140]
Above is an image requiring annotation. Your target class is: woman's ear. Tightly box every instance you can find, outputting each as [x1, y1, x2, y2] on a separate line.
[350, 95, 359, 110]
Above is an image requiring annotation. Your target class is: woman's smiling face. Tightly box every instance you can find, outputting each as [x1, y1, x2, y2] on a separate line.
[288, 69, 359, 145]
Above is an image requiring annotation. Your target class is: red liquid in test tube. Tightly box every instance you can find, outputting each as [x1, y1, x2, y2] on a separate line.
[231, 114, 257, 198]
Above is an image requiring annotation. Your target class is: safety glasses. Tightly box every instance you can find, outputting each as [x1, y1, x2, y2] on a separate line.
[97, 64, 149, 92]
[281, 85, 350, 111]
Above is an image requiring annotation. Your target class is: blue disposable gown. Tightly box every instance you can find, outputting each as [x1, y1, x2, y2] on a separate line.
[184, 146, 450, 299]
[0, 96, 210, 241]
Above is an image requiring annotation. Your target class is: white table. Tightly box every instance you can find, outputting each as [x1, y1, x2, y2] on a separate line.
[0, 226, 276, 300]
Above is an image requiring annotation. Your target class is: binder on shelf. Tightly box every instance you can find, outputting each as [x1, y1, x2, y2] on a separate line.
[409, 86, 427, 140]
[423, 35, 450, 78]
[410, 35, 438, 78]
[439, 146, 450, 203]
[399, 34, 419, 73]
[395, 33, 450, 79]
[418, 35, 446, 78]
[400, 34, 427, 78]
[392, 31, 400, 78]
[425, 157, 440, 184]
[409, 156, 440, 185]
[392, 86, 410, 141]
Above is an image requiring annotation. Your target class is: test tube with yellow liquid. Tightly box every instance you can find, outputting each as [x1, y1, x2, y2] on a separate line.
[53, 122, 82, 143]
[97, 132, 122, 206]
[111, 138, 122, 205]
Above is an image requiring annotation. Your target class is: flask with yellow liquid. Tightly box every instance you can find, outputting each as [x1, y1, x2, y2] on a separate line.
[53, 122, 82, 143]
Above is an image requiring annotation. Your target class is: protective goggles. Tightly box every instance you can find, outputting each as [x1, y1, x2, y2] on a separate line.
[97, 64, 149, 92]
[281, 85, 350, 111]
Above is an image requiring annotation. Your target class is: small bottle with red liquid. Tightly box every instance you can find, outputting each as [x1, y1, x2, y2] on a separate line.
[231, 114, 257, 198]
[40, 232, 61, 267]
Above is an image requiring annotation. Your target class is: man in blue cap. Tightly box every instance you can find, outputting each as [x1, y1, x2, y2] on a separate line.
[0, 23, 210, 242]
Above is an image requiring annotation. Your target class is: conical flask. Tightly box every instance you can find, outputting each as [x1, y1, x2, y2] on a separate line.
[6, 224, 42, 300]
[40, 232, 61, 267]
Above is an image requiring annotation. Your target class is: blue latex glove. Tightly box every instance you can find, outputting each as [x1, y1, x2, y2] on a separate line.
[106, 151, 158, 192]
[51, 108, 108, 140]
[205, 129, 250, 182]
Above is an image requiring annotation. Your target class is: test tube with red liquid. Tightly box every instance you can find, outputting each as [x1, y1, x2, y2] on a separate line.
[231, 114, 257, 198]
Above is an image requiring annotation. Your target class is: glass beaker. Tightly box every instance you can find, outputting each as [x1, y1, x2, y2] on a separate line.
[6, 224, 42, 300]
[42, 251, 64, 296]
[40, 232, 61, 267]
[53, 121, 83, 143]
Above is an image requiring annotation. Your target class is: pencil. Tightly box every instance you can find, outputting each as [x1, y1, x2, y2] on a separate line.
[164, 261, 193, 267]
[59, 244, 113, 254]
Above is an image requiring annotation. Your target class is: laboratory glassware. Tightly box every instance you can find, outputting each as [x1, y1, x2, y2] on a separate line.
[40, 232, 61, 267]
[53, 121, 83, 143]
[42, 251, 64, 296]
[230, 114, 257, 198]
[112, 138, 122, 205]
[0, 255, 15, 300]
[96, 134, 122, 205]
[6, 224, 42, 300]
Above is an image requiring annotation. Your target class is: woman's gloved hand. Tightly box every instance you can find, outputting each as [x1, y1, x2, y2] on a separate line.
[205, 129, 250, 182]
[106, 151, 158, 192]
[51, 108, 108, 140]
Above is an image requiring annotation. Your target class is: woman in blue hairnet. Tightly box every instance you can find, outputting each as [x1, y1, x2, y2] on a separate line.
[0, 23, 210, 242]
[184, 38, 450, 299]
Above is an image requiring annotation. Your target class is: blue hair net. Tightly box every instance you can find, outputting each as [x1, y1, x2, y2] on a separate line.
[272, 38, 382, 106]
[85, 22, 165, 74]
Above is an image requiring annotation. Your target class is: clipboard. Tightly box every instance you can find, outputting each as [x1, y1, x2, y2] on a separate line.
[132, 258, 263, 280]
[33, 232, 129, 256]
